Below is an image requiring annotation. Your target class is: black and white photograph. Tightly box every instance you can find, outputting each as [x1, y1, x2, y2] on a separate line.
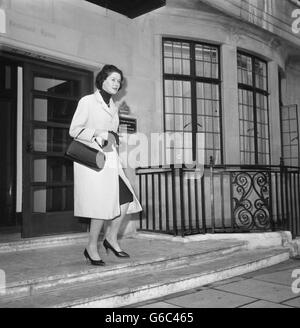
[0, 0, 300, 312]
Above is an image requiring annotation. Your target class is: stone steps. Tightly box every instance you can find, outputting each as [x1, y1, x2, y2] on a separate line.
[1, 240, 246, 299]
[0, 238, 290, 308]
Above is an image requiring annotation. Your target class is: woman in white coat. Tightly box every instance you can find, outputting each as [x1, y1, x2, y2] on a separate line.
[69, 65, 142, 266]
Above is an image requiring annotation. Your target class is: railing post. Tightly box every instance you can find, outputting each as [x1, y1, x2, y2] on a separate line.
[171, 165, 178, 236]
[179, 166, 185, 237]
[281, 157, 291, 233]
[138, 172, 143, 230]
[210, 156, 215, 233]
[279, 158, 284, 230]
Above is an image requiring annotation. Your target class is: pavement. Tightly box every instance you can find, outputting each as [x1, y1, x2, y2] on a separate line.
[128, 258, 300, 308]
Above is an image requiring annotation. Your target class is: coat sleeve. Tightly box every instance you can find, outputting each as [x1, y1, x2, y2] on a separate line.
[69, 96, 109, 145]
[69, 97, 96, 142]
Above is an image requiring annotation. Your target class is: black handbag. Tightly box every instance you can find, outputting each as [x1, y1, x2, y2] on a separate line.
[65, 139, 106, 171]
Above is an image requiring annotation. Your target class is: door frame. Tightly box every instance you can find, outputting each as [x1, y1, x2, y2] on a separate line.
[22, 60, 93, 238]
[0, 56, 18, 228]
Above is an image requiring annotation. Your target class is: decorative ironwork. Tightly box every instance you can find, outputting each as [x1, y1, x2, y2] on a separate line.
[232, 171, 270, 230]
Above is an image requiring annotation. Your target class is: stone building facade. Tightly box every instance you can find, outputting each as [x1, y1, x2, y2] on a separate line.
[0, 0, 299, 238]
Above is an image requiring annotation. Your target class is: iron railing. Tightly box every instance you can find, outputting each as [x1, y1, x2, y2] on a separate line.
[135, 160, 300, 238]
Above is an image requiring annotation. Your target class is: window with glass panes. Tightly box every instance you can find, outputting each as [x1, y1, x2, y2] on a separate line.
[237, 52, 270, 165]
[163, 38, 222, 165]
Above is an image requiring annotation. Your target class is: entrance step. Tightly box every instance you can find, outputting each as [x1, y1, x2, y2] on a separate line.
[0, 237, 290, 308]
[0, 238, 246, 299]
[0, 233, 88, 253]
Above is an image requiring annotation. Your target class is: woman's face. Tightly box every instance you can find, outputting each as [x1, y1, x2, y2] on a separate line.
[102, 72, 122, 95]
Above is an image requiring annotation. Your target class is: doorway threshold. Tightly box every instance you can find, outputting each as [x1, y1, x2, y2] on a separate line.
[0, 226, 22, 243]
[0, 232, 89, 253]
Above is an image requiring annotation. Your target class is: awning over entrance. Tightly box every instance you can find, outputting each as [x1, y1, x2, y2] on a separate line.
[85, 0, 166, 18]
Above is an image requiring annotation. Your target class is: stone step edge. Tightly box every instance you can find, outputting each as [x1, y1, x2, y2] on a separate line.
[0, 233, 89, 253]
[0, 230, 293, 254]
[63, 249, 290, 308]
[4, 242, 247, 298]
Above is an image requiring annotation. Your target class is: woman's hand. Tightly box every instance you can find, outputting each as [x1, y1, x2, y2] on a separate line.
[102, 131, 119, 152]
[108, 131, 119, 145]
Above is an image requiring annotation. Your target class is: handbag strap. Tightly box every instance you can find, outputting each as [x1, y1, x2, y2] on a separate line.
[94, 138, 103, 149]
[75, 128, 103, 149]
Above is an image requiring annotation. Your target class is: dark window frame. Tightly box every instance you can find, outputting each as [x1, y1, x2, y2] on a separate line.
[237, 50, 271, 165]
[162, 37, 223, 165]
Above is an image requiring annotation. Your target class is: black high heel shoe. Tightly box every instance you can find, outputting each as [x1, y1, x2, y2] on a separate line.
[83, 249, 105, 266]
[103, 239, 130, 258]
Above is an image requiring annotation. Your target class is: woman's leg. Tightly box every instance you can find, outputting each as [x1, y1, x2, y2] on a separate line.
[87, 218, 104, 260]
[105, 203, 129, 252]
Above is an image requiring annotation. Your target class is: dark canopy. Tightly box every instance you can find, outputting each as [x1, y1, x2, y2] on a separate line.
[85, 0, 166, 19]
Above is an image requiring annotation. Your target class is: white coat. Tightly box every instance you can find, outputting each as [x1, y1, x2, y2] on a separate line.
[69, 91, 142, 220]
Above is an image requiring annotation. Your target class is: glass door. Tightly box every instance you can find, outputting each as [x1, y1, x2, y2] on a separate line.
[22, 62, 92, 238]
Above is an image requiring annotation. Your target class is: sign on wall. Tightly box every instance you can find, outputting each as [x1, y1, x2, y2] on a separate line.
[119, 115, 137, 134]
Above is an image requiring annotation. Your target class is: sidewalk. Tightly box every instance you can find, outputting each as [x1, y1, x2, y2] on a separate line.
[129, 259, 300, 308]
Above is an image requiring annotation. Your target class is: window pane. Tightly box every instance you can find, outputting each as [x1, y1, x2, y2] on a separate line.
[196, 82, 221, 163]
[174, 98, 183, 114]
[33, 127, 71, 152]
[175, 115, 183, 131]
[196, 61, 204, 77]
[196, 45, 219, 79]
[164, 58, 173, 74]
[165, 114, 174, 131]
[164, 41, 173, 57]
[165, 97, 173, 113]
[237, 53, 253, 86]
[164, 80, 173, 96]
[33, 189, 46, 213]
[238, 88, 255, 165]
[183, 115, 192, 131]
[182, 81, 191, 98]
[256, 93, 269, 164]
[174, 81, 183, 97]
[280, 105, 299, 166]
[33, 158, 73, 183]
[34, 129, 47, 152]
[183, 98, 191, 115]
[174, 58, 182, 75]
[211, 64, 218, 79]
[34, 76, 80, 96]
[255, 59, 267, 91]
[163, 41, 190, 75]
[181, 43, 190, 59]
[173, 42, 182, 58]
[33, 187, 73, 213]
[5, 65, 11, 89]
[182, 60, 190, 75]
[34, 98, 76, 124]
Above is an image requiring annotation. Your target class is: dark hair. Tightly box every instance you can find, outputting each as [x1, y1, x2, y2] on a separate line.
[95, 64, 124, 91]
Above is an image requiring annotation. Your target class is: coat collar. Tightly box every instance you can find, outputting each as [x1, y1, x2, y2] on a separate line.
[94, 90, 117, 118]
